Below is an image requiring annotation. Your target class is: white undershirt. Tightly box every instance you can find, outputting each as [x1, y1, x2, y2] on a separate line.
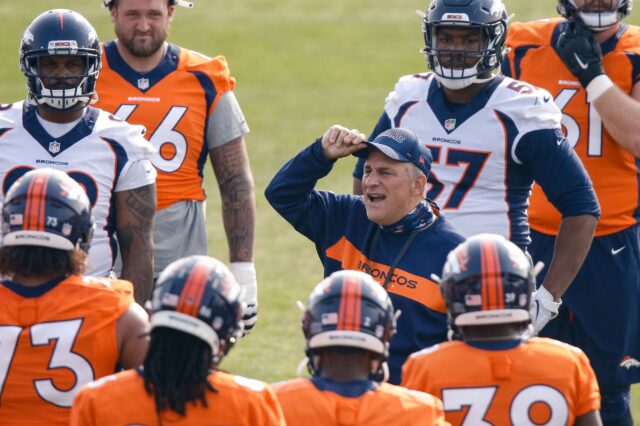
[36, 110, 84, 138]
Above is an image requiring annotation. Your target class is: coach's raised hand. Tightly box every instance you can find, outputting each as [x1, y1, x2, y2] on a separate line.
[321, 125, 367, 160]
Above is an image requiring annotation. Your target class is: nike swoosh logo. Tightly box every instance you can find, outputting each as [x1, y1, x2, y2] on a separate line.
[573, 53, 589, 70]
[543, 95, 551, 102]
[612, 246, 626, 255]
[557, 138, 565, 146]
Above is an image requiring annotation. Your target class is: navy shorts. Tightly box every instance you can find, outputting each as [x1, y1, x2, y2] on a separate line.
[529, 225, 640, 388]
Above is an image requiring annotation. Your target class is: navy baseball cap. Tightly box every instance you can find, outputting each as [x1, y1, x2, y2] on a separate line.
[354, 128, 432, 176]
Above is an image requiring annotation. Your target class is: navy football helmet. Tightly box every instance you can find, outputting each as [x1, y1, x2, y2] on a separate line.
[151, 256, 244, 364]
[2, 168, 94, 252]
[557, 0, 632, 30]
[440, 234, 535, 333]
[422, 0, 508, 89]
[20, 10, 101, 112]
[302, 270, 396, 380]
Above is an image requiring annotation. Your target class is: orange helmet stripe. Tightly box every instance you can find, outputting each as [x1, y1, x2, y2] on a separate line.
[338, 275, 362, 331]
[24, 172, 49, 231]
[176, 260, 210, 317]
[481, 239, 504, 310]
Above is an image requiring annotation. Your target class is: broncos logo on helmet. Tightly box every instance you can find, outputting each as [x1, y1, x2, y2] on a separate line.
[150, 255, 244, 365]
[302, 270, 396, 381]
[2, 168, 94, 252]
[440, 233, 535, 336]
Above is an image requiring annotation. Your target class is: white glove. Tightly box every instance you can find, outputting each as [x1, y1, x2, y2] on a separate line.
[230, 262, 258, 336]
[529, 285, 561, 334]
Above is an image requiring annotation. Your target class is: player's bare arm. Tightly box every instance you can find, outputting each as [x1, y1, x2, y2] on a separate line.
[116, 301, 150, 370]
[209, 137, 255, 262]
[590, 81, 640, 157]
[116, 183, 156, 303]
[541, 214, 598, 300]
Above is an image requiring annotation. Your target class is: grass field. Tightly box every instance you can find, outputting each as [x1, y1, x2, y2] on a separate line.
[1, 0, 638, 420]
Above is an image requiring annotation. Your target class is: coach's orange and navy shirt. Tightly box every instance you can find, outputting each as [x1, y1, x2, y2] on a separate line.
[503, 19, 640, 236]
[70, 369, 286, 426]
[96, 42, 235, 210]
[265, 139, 465, 384]
[0, 275, 132, 426]
[402, 338, 600, 426]
[273, 377, 449, 426]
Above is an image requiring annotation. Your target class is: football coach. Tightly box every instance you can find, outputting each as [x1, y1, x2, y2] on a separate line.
[265, 124, 465, 384]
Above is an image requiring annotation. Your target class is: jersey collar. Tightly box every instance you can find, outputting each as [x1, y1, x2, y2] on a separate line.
[1, 276, 66, 298]
[428, 76, 503, 135]
[103, 41, 180, 93]
[22, 104, 99, 157]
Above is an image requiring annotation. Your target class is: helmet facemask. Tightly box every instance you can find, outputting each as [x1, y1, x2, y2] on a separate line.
[557, 0, 632, 31]
[423, 19, 506, 90]
[22, 50, 100, 112]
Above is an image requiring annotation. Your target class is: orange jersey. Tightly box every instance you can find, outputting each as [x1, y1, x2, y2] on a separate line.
[95, 42, 235, 209]
[504, 19, 640, 236]
[70, 369, 286, 426]
[402, 337, 600, 426]
[273, 377, 449, 426]
[0, 275, 133, 426]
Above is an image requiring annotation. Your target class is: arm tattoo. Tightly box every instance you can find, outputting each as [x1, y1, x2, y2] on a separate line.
[116, 183, 156, 303]
[210, 137, 256, 262]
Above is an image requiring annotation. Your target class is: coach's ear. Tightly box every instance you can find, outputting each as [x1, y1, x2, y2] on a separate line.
[168, 5, 176, 21]
[414, 173, 427, 196]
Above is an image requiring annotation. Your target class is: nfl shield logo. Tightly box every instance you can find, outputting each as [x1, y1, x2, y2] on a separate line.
[61, 223, 72, 236]
[137, 78, 150, 90]
[49, 141, 61, 154]
[444, 118, 456, 131]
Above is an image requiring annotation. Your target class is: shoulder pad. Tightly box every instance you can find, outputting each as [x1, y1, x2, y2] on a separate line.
[93, 109, 155, 161]
[492, 78, 561, 133]
[507, 19, 561, 48]
[384, 73, 434, 118]
[180, 49, 235, 93]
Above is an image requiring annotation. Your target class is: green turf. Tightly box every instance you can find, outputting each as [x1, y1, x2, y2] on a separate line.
[1, 0, 638, 419]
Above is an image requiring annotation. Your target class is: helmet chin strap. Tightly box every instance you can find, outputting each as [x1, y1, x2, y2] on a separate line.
[435, 72, 495, 90]
[577, 11, 619, 31]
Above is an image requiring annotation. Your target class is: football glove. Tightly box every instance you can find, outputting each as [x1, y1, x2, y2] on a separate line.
[557, 18, 605, 88]
[230, 262, 258, 336]
[529, 285, 562, 334]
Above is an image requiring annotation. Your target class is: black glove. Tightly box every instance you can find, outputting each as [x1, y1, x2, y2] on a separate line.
[557, 19, 605, 88]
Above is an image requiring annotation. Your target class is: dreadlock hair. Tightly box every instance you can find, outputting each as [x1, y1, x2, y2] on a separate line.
[143, 327, 218, 416]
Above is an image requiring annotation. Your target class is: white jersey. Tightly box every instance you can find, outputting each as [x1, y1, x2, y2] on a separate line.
[381, 73, 561, 243]
[0, 102, 155, 276]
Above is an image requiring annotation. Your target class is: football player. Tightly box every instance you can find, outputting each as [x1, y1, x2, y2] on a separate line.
[0, 9, 157, 302]
[402, 234, 602, 426]
[351, 0, 601, 335]
[96, 0, 258, 334]
[70, 255, 285, 426]
[503, 1, 640, 424]
[0, 168, 149, 425]
[272, 270, 449, 426]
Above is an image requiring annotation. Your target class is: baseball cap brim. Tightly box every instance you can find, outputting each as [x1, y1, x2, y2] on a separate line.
[352, 141, 412, 163]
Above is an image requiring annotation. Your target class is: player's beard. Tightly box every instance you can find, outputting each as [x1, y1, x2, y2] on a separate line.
[115, 24, 170, 58]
